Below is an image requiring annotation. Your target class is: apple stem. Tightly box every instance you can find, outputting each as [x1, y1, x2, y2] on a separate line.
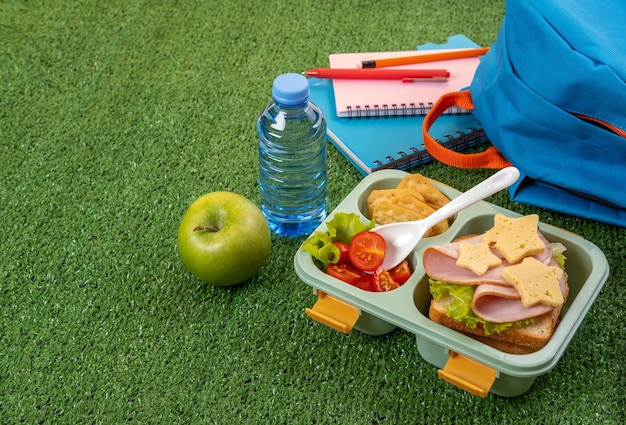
[193, 225, 220, 233]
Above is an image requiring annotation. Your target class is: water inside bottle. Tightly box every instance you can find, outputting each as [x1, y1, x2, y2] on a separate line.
[258, 104, 327, 237]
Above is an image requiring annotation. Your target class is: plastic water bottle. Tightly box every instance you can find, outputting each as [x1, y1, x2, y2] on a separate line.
[257, 73, 328, 237]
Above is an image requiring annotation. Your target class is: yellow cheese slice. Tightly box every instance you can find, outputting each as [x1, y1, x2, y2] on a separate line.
[483, 214, 545, 263]
[456, 241, 502, 276]
[502, 257, 564, 307]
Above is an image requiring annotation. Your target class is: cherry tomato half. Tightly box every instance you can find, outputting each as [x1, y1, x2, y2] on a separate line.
[371, 267, 400, 292]
[348, 231, 386, 271]
[389, 259, 411, 284]
[332, 241, 350, 265]
[351, 274, 376, 292]
[326, 262, 363, 285]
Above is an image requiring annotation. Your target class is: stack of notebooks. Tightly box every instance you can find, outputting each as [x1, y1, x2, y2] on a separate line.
[309, 35, 490, 175]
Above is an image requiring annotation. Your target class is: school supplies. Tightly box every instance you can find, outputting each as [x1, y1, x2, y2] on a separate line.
[309, 78, 488, 175]
[328, 48, 483, 117]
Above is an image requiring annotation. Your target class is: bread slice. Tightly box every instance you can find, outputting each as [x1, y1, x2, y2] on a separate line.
[429, 293, 565, 354]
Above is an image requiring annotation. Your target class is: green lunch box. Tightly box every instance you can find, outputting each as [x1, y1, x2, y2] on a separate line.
[294, 170, 609, 397]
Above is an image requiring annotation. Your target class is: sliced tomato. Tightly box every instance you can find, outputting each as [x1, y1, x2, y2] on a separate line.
[371, 267, 400, 292]
[389, 259, 411, 284]
[348, 231, 386, 271]
[332, 241, 350, 264]
[326, 262, 363, 285]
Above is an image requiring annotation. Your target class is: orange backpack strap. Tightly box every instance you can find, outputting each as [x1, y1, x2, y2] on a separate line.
[422, 91, 512, 169]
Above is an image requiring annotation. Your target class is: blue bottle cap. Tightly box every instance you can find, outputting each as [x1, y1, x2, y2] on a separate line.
[272, 73, 310, 106]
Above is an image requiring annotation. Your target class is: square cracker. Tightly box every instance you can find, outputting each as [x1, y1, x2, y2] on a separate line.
[371, 200, 424, 225]
[366, 188, 425, 217]
[390, 192, 436, 217]
[396, 174, 450, 209]
[389, 194, 449, 236]
[372, 199, 449, 237]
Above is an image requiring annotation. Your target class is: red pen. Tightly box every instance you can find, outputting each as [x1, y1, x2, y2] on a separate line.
[303, 68, 450, 82]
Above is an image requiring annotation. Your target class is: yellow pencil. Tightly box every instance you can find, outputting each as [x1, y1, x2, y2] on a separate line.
[359, 47, 490, 68]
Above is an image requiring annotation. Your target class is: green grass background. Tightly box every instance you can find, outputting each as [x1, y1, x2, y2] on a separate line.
[1, 1, 624, 423]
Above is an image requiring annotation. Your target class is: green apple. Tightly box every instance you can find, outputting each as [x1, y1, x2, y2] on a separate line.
[177, 191, 271, 286]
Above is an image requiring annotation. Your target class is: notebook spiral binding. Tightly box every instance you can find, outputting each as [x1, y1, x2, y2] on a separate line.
[345, 103, 468, 118]
[371, 127, 488, 172]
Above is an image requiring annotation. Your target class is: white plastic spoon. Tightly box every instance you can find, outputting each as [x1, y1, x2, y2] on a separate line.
[373, 167, 521, 270]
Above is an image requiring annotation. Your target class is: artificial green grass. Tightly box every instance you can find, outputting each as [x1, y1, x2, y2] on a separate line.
[1, 1, 624, 423]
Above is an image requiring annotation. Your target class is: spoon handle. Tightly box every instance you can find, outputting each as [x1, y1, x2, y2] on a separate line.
[422, 167, 520, 228]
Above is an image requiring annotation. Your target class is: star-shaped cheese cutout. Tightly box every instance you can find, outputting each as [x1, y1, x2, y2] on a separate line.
[456, 241, 502, 276]
[482, 214, 545, 263]
[502, 257, 564, 307]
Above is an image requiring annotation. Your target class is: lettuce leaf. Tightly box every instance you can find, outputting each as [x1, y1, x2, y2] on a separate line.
[302, 212, 375, 269]
[326, 212, 375, 244]
[301, 230, 338, 268]
[551, 242, 567, 268]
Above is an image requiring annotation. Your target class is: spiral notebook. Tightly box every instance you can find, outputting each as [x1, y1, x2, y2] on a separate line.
[309, 77, 489, 175]
[329, 37, 482, 117]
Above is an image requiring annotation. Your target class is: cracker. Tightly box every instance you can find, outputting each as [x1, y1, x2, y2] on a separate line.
[366, 188, 425, 217]
[371, 200, 448, 237]
[425, 219, 449, 237]
[389, 193, 449, 236]
[390, 192, 436, 217]
[396, 174, 449, 208]
[365, 173, 451, 237]
[371, 200, 424, 225]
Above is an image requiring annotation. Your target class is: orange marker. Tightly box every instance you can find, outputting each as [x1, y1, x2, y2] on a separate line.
[358, 47, 490, 68]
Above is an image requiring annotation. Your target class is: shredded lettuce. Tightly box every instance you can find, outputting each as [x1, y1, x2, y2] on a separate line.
[301, 212, 375, 269]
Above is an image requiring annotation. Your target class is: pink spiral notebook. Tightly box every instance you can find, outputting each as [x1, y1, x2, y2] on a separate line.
[328, 48, 482, 118]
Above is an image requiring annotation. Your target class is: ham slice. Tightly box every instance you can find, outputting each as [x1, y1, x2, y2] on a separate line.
[471, 263, 567, 323]
[423, 230, 566, 323]
[423, 249, 510, 285]
[471, 284, 552, 322]
[422, 232, 553, 285]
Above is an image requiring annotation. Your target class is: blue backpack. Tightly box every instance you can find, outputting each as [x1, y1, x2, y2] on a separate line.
[423, 0, 626, 226]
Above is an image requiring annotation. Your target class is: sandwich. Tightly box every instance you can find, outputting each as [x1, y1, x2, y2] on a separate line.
[424, 214, 568, 354]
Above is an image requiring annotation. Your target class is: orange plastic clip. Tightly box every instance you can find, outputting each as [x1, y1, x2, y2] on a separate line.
[438, 351, 496, 397]
[305, 291, 360, 334]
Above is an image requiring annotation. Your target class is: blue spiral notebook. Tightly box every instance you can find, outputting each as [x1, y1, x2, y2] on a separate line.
[309, 35, 488, 175]
[310, 77, 488, 175]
